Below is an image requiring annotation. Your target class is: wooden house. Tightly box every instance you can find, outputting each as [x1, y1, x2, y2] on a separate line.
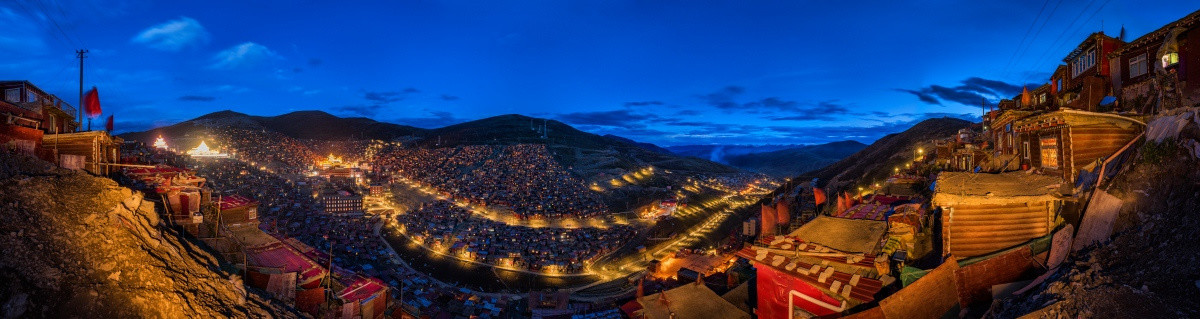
[1109, 8, 1200, 113]
[40, 130, 123, 174]
[1012, 109, 1145, 182]
[1057, 32, 1124, 112]
[932, 172, 1064, 259]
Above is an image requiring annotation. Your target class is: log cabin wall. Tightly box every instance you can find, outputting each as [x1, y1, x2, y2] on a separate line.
[941, 201, 1056, 259]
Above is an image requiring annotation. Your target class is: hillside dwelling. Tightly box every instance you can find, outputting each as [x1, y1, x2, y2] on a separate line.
[335, 276, 390, 319]
[987, 110, 1033, 157]
[1012, 110, 1145, 182]
[234, 227, 329, 316]
[1, 81, 79, 158]
[41, 130, 122, 174]
[736, 233, 886, 317]
[217, 194, 259, 225]
[0, 81, 79, 134]
[1109, 9, 1200, 113]
[1057, 32, 1125, 112]
[932, 172, 1064, 259]
[624, 281, 749, 319]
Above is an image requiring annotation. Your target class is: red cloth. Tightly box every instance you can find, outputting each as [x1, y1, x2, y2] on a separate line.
[756, 265, 843, 318]
[761, 204, 777, 236]
[105, 115, 113, 132]
[775, 200, 790, 224]
[812, 188, 827, 206]
[83, 87, 101, 118]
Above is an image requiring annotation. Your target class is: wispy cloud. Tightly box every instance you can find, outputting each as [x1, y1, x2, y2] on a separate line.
[178, 95, 215, 101]
[363, 88, 419, 104]
[210, 42, 280, 69]
[131, 17, 210, 51]
[897, 77, 1040, 106]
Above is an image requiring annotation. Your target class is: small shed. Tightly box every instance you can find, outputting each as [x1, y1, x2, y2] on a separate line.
[932, 172, 1063, 259]
[1012, 110, 1144, 182]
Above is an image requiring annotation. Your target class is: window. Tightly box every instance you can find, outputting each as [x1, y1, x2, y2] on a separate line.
[1072, 50, 1096, 78]
[1023, 141, 1031, 160]
[1040, 137, 1059, 169]
[4, 88, 18, 103]
[1039, 94, 1046, 104]
[1161, 52, 1179, 68]
[1129, 53, 1148, 77]
[1055, 79, 1062, 92]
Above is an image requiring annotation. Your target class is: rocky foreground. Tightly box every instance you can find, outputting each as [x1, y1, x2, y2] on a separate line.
[989, 142, 1200, 318]
[0, 153, 301, 318]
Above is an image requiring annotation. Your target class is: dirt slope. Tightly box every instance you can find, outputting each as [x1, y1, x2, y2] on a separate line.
[0, 153, 301, 318]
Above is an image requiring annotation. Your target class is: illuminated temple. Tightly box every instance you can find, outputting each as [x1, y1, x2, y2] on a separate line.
[187, 141, 228, 158]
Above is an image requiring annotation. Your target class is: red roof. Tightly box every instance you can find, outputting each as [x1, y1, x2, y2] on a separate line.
[737, 237, 884, 304]
[338, 276, 387, 303]
[833, 203, 890, 221]
[219, 194, 258, 210]
[246, 242, 327, 285]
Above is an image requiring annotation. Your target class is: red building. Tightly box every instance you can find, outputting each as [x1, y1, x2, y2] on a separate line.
[1110, 9, 1200, 113]
[1056, 32, 1124, 111]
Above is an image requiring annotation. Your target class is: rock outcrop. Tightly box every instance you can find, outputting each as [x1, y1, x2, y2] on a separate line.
[0, 152, 301, 318]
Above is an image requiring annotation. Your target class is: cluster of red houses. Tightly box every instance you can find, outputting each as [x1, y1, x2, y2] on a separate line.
[732, 9, 1200, 318]
[117, 146, 391, 318]
[0, 81, 123, 173]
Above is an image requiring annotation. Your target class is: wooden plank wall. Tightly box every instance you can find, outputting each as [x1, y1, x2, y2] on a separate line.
[942, 202, 1051, 259]
[1070, 124, 1140, 172]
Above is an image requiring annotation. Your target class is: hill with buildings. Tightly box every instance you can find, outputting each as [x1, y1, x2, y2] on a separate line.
[0, 152, 300, 318]
[720, 141, 867, 178]
[799, 117, 972, 191]
[121, 110, 423, 142]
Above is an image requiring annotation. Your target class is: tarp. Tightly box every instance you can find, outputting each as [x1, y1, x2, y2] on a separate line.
[1074, 190, 1123, 251]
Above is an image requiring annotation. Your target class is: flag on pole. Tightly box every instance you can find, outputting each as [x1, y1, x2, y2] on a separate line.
[812, 187, 827, 206]
[105, 114, 114, 132]
[83, 87, 102, 118]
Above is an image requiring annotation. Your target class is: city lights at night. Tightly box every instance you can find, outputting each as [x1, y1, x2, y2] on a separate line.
[1, 1, 1199, 318]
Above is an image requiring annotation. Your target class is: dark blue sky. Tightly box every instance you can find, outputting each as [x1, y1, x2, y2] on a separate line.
[2, 0, 1194, 145]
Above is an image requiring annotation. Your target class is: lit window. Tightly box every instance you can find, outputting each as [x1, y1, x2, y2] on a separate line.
[1162, 52, 1179, 68]
[1129, 53, 1148, 77]
[1040, 137, 1059, 169]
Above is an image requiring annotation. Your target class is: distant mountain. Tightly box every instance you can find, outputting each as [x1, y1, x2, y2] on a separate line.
[602, 134, 673, 154]
[721, 141, 867, 178]
[800, 117, 973, 191]
[120, 110, 423, 142]
[418, 114, 739, 174]
[666, 144, 803, 162]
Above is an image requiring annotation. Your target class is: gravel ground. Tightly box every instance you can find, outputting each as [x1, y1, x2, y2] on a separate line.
[0, 150, 302, 318]
[988, 148, 1200, 318]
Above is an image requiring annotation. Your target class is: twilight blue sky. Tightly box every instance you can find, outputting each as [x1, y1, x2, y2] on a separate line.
[1, 0, 1195, 145]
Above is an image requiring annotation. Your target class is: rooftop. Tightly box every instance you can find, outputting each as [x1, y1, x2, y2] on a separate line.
[932, 171, 1063, 206]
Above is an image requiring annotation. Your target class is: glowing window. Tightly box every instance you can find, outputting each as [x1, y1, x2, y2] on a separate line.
[1162, 52, 1179, 68]
[1040, 137, 1059, 169]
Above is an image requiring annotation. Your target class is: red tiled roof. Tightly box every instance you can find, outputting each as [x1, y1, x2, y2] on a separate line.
[219, 194, 258, 210]
[338, 276, 387, 303]
[247, 242, 327, 285]
[738, 237, 884, 304]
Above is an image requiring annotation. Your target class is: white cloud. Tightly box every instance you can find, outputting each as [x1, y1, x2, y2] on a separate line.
[132, 17, 210, 51]
[209, 42, 280, 69]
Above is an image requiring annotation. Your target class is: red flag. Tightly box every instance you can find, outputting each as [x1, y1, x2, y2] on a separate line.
[105, 115, 114, 132]
[636, 278, 644, 299]
[84, 87, 101, 118]
[812, 188, 827, 206]
[775, 199, 789, 224]
[761, 204, 777, 236]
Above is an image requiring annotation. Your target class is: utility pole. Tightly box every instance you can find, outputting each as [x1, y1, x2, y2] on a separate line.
[76, 49, 88, 130]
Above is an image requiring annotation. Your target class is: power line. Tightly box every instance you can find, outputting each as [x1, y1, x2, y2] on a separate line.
[1023, 0, 1115, 84]
[30, 0, 83, 48]
[1017, 0, 1102, 83]
[1010, 0, 1068, 75]
[1000, 0, 1054, 78]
